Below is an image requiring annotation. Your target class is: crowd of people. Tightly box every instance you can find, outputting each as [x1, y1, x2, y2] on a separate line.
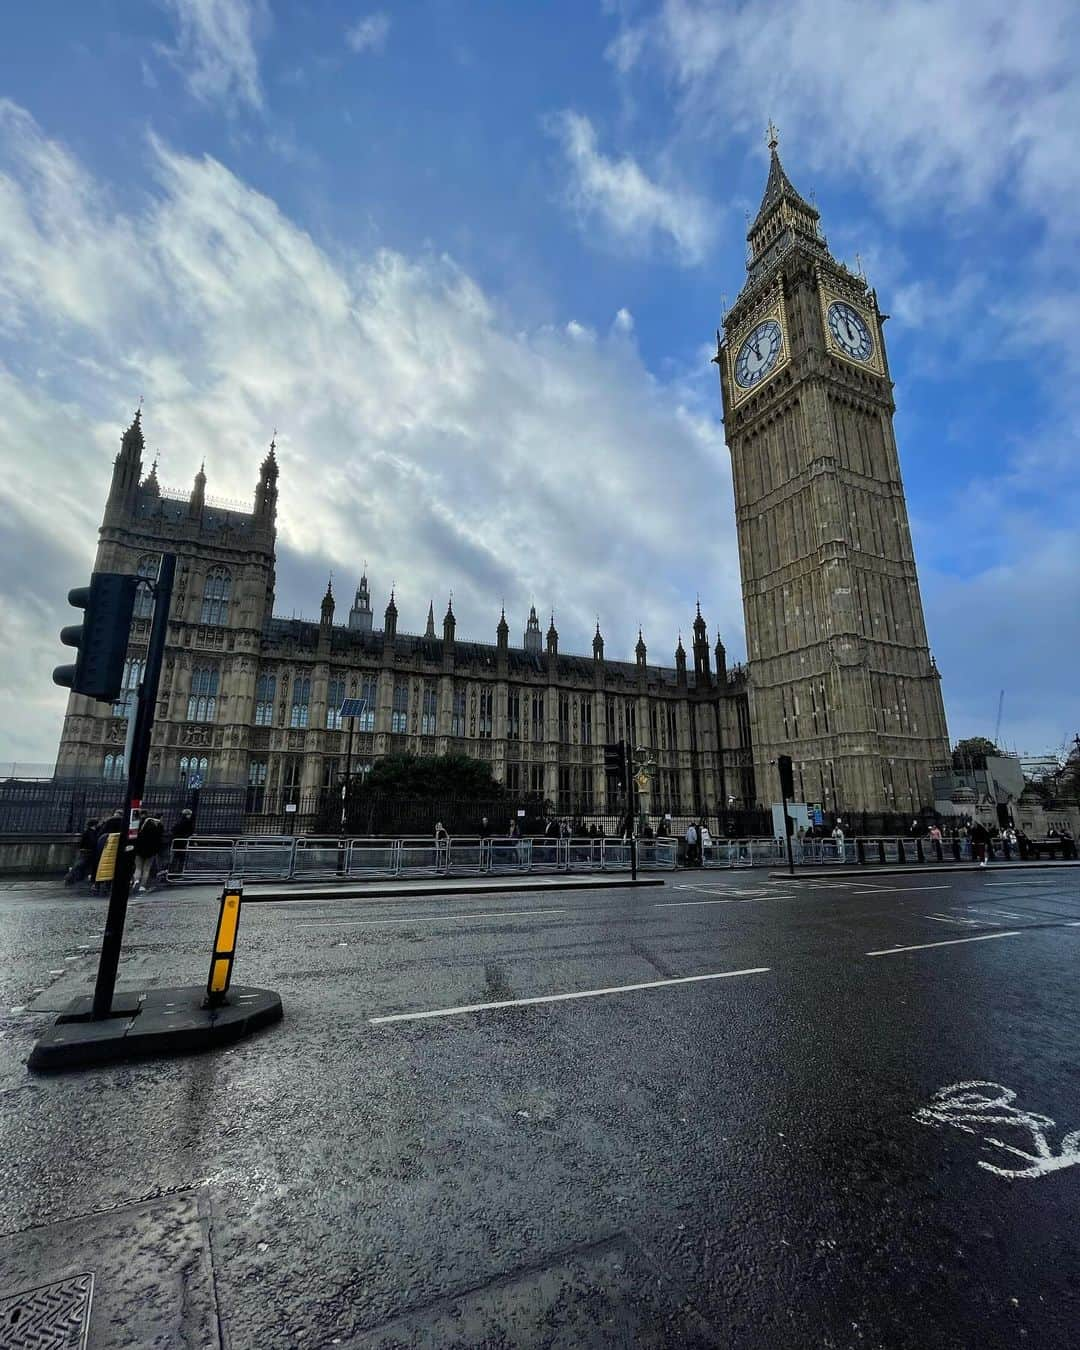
[64, 807, 197, 894]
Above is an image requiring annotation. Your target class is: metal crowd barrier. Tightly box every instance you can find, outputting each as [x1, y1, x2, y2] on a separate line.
[166, 834, 676, 883]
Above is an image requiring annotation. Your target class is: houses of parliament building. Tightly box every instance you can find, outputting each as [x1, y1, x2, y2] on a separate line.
[54, 133, 950, 818]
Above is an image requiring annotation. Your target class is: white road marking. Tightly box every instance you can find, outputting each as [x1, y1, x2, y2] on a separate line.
[867, 931, 1020, 956]
[656, 898, 738, 908]
[915, 1082, 1080, 1181]
[369, 967, 771, 1024]
[977, 908, 1035, 922]
[848, 885, 953, 895]
[295, 907, 569, 928]
[924, 913, 981, 926]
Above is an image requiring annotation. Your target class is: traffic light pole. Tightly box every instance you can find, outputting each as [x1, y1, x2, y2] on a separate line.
[624, 740, 637, 881]
[92, 554, 175, 1019]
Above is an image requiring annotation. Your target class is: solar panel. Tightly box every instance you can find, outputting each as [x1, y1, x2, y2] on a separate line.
[339, 697, 368, 718]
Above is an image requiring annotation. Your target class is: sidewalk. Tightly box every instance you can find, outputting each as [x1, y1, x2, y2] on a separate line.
[240, 874, 666, 903]
[768, 860, 1080, 880]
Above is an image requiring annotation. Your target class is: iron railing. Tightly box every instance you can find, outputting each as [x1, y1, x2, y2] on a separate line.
[165, 834, 678, 883]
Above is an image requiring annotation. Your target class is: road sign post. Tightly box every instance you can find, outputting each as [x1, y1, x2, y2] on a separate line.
[92, 554, 175, 1019]
[777, 754, 796, 877]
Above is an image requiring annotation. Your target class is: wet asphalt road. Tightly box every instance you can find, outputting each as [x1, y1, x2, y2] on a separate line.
[1, 865, 1079, 1348]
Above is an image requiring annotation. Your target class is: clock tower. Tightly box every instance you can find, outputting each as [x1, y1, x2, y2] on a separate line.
[716, 126, 950, 816]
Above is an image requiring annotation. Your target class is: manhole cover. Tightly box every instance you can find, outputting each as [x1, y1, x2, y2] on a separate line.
[0, 1273, 93, 1350]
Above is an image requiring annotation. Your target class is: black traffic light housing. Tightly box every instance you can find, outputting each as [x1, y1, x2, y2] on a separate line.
[777, 754, 795, 801]
[53, 572, 138, 702]
[603, 741, 626, 775]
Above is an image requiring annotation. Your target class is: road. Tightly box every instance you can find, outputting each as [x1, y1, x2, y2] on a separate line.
[1, 865, 1079, 1347]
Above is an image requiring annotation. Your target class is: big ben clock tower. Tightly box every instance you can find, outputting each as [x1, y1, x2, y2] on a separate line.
[716, 125, 950, 816]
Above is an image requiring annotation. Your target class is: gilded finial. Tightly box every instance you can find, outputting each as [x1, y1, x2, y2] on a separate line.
[766, 119, 779, 151]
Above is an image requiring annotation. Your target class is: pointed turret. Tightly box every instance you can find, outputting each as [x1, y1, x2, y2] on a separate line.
[675, 634, 688, 688]
[635, 628, 647, 667]
[320, 577, 335, 627]
[107, 407, 145, 517]
[140, 454, 160, 496]
[496, 606, 509, 655]
[745, 122, 826, 276]
[443, 596, 455, 644]
[593, 620, 604, 662]
[715, 634, 727, 682]
[546, 613, 558, 658]
[384, 588, 397, 641]
[255, 435, 279, 522]
[425, 601, 436, 639]
[523, 604, 542, 656]
[349, 570, 373, 633]
[692, 600, 711, 685]
[189, 460, 206, 519]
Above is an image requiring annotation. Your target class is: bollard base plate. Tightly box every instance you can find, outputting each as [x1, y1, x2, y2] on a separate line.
[27, 984, 282, 1073]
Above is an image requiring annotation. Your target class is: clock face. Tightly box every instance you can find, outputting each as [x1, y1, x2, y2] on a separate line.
[734, 319, 783, 389]
[827, 301, 873, 361]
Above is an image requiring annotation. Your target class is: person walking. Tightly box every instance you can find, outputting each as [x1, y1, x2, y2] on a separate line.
[685, 820, 699, 867]
[65, 818, 99, 886]
[831, 822, 846, 862]
[171, 807, 196, 874]
[132, 815, 165, 893]
[969, 820, 991, 867]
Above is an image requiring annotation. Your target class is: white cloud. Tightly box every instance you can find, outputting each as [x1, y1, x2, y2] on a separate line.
[159, 0, 269, 111]
[0, 105, 741, 763]
[345, 12, 391, 55]
[549, 110, 712, 264]
[616, 0, 1080, 232]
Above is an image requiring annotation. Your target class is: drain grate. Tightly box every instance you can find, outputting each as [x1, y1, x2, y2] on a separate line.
[0, 1273, 93, 1350]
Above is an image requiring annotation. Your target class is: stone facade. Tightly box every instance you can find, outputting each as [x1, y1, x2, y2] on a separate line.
[55, 412, 755, 816]
[716, 132, 951, 814]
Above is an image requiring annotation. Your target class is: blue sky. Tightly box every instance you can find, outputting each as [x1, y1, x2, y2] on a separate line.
[1, 0, 1078, 765]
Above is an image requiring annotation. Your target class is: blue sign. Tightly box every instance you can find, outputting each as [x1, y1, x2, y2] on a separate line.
[812, 807, 823, 826]
[189, 774, 203, 790]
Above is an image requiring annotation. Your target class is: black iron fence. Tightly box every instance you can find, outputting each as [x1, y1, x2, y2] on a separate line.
[0, 780, 246, 836]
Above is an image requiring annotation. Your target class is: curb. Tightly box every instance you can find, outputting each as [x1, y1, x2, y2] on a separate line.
[27, 984, 283, 1072]
[767, 861, 1080, 879]
[241, 875, 666, 903]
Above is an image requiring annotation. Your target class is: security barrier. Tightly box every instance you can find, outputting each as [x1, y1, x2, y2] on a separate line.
[166, 834, 677, 883]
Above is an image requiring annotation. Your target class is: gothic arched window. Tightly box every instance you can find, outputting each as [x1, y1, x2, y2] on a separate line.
[199, 567, 231, 626]
[112, 657, 145, 720]
[187, 666, 219, 722]
[289, 676, 311, 728]
[179, 755, 210, 785]
[255, 672, 276, 726]
[103, 752, 125, 782]
[133, 555, 159, 619]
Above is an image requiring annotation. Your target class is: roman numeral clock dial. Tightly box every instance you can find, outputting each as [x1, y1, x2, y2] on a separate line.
[734, 319, 783, 389]
[827, 300, 873, 362]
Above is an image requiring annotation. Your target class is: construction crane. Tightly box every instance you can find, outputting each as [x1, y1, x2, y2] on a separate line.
[993, 690, 1004, 747]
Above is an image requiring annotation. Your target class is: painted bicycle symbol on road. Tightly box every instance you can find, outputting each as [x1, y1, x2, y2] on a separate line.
[915, 1081, 1080, 1181]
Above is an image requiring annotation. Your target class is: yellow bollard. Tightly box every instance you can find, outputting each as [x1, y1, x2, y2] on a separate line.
[95, 832, 121, 884]
[206, 884, 243, 1008]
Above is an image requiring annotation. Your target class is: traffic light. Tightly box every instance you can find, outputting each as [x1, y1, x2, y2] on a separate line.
[604, 741, 625, 774]
[777, 753, 795, 800]
[53, 573, 138, 702]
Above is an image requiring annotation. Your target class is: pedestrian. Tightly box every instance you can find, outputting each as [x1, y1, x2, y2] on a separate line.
[928, 824, 943, 843]
[508, 817, 520, 839]
[969, 820, 991, 867]
[641, 821, 654, 840]
[65, 818, 99, 886]
[478, 816, 491, 838]
[700, 820, 713, 853]
[685, 820, 699, 867]
[831, 822, 846, 861]
[132, 814, 165, 893]
[171, 807, 196, 874]
[544, 816, 557, 838]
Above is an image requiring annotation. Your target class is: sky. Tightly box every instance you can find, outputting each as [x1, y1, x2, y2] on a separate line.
[1, 0, 1078, 767]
